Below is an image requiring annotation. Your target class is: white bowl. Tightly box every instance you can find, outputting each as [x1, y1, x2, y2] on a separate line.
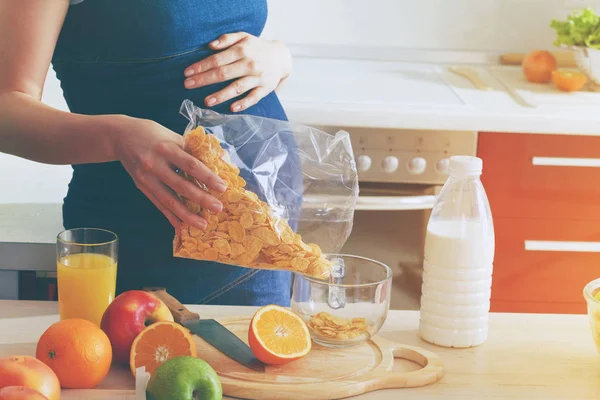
[571, 46, 600, 86]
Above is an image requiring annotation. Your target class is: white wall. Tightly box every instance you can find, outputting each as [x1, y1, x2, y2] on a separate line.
[263, 0, 600, 52]
[3, 0, 600, 204]
[0, 67, 72, 204]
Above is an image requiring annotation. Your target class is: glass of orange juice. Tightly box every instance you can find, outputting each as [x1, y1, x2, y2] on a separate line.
[56, 228, 118, 326]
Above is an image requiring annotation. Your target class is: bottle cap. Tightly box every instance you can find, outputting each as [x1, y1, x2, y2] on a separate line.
[449, 156, 482, 176]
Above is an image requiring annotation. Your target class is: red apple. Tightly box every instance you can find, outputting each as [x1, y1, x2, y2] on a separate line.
[0, 386, 48, 400]
[100, 290, 173, 363]
[0, 356, 60, 400]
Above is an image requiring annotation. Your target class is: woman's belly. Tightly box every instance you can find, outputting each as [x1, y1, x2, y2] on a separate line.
[54, 51, 290, 236]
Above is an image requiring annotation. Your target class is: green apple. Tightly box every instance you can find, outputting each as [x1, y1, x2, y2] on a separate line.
[146, 356, 222, 400]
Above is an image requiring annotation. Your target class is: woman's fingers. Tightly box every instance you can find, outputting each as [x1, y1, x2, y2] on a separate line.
[155, 161, 223, 213]
[231, 86, 269, 112]
[136, 182, 182, 230]
[209, 32, 249, 50]
[185, 59, 249, 90]
[184, 46, 243, 78]
[143, 175, 208, 230]
[157, 142, 227, 194]
[203, 76, 259, 107]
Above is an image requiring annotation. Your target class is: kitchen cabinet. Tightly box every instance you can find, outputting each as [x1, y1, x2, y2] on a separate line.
[478, 131, 600, 314]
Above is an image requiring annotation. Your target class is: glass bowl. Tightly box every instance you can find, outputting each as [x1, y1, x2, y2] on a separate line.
[583, 277, 600, 353]
[291, 254, 392, 348]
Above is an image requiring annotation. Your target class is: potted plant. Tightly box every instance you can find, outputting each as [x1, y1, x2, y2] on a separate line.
[551, 8, 600, 85]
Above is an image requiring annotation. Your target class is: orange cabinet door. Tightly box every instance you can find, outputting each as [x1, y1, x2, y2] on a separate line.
[491, 217, 600, 314]
[477, 132, 600, 221]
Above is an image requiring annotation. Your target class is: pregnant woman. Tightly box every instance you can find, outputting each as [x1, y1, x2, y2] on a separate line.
[0, 0, 296, 305]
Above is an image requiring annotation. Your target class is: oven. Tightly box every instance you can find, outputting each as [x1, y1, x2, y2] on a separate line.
[314, 126, 479, 310]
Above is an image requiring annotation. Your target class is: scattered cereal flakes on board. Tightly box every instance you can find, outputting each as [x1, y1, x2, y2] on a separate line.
[173, 126, 332, 279]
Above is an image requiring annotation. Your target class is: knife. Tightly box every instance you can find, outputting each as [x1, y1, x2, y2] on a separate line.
[143, 286, 265, 373]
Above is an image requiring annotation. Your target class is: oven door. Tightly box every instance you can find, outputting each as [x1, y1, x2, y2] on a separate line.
[340, 183, 441, 310]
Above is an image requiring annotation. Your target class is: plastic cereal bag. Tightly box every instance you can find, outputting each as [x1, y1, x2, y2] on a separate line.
[173, 99, 358, 280]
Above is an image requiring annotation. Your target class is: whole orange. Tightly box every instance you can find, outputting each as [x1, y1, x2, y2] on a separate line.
[0, 386, 48, 400]
[522, 50, 557, 83]
[35, 319, 112, 389]
[0, 356, 59, 400]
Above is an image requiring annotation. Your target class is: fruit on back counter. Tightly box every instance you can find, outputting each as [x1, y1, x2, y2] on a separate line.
[0, 356, 60, 400]
[145, 356, 222, 400]
[100, 290, 174, 363]
[522, 50, 557, 83]
[551, 8, 600, 49]
[521, 50, 589, 92]
[0, 386, 48, 400]
[35, 319, 112, 389]
[130, 321, 198, 377]
[551, 70, 588, 92]
[248, 304, 312, 365]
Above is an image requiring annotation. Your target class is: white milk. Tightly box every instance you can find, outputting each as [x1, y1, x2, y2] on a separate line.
[418, 156, 495, 348]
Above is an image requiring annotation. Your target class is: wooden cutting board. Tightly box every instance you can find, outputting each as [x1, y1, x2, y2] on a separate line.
[488, 65, 600, 107]
[0, 317, 444, 400]
[196, 317, 444, 400]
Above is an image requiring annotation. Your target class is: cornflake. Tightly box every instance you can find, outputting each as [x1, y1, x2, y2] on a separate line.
[308, 312, 369, 340]
[173, 126, 332, 280]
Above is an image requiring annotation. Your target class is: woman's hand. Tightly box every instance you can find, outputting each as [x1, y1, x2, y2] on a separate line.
[183, 32, 292, 112]
[111, 116, 227, 231]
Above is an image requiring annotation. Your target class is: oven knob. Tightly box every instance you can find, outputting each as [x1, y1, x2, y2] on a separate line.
[381, 156, 399, 173]
[356, 155, 372, 172]
[408, 157, 427, 175]
[436, 158, 450, 174]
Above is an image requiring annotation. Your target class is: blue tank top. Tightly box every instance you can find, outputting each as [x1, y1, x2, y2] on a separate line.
[52, 0, 296, 238]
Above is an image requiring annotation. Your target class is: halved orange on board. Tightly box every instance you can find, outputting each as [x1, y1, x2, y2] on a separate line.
[129, 321, 197, 376]
[551, 69, 588, 92]
[248, 305, 312, 365]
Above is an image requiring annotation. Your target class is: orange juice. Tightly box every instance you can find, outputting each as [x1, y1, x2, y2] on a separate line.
[57, 253, 117, 326]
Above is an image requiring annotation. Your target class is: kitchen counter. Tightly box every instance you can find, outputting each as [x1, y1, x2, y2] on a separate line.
[1, 300, 599, 399]
[278, 54, 600, 135]
[0, 203, 62, 272]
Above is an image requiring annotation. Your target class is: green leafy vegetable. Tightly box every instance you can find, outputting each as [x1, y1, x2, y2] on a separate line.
[550, 8, 600, 49]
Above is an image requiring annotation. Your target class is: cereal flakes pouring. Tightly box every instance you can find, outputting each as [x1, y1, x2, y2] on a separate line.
[173, 100, 359, 281]
[174, 126, 332, 280]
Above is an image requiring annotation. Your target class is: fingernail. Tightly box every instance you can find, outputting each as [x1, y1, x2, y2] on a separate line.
[184, 79, 195, 88]
[212, 40, 220, 46]
[210, 200, 223, 213]
[215, 181, 227, 192]
[195, 219, 207, 230]
[184, 68, 195, 77]
[232, 104, 241, 112]
[206, 97, 216, 106]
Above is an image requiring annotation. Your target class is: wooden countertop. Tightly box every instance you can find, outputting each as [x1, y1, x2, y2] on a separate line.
[1, 300, 599, 399]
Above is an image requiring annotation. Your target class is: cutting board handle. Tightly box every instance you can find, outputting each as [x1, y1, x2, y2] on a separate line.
[143, 286, 200, 324]
[372, 341, 444, 389]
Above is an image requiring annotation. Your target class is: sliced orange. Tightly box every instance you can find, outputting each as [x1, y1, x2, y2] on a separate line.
[551, 69, 588, 92]
[129, 321, 197, 376]
[248, 305, 312, 365]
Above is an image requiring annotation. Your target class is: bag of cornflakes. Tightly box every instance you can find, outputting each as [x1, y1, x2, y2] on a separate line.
[173, 99, 358, 280]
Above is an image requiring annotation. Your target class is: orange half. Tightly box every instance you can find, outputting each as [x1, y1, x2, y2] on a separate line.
[129, 321, 197, 376]
[551, 69, 588, 92]
[248, 305, 312, 365]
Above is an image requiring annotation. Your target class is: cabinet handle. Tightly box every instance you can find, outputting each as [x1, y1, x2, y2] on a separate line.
[525, 240, 600, 252]
[532, 157, 600, 167]
[304, 194, 437, 211]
